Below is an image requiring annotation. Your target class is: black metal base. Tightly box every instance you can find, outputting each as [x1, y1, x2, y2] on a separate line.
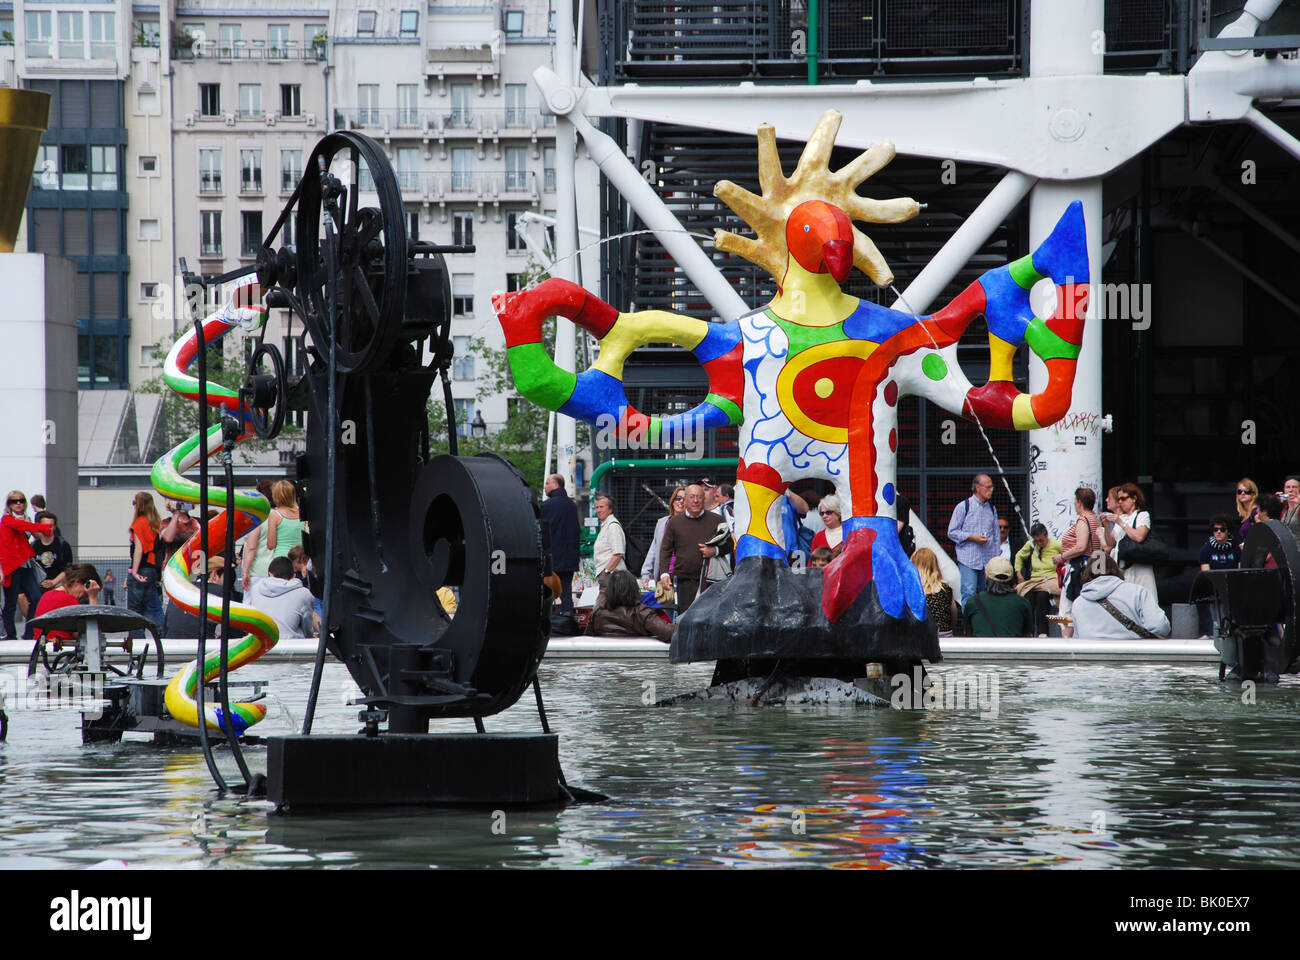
[80, 678, 268, 745]
[266, 733, 566, 810]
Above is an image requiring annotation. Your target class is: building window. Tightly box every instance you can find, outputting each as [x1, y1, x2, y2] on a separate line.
[507, 211, 525, 251]
[505, 147, 527, 190]
[549, 10, 556, 34]
[356, 10, 376, 36]
[396, 84, 418, 126]
[140, 281, 160, 299]
[268, 24, 289, 56]
[136, 20, 161, 46]
[33, 145, 58, 190]
[219, 23, 240, 56]
[201, 211, 223, 256]
[91, 146, 117, 191]
[454, 399, 475, 436]
[239, 84, 262, 118]
[452, 274, 473, 317]
[200, 83, 221, 117]
[452, 336, 475, 380]
[240, 149, 262, 193]
[241, 211, 263, 257]
[280, 84, 301, 118]
[139, 219, 161, 241]
[139, 155, 158, 176]
[451, 148, 473, 191]
[449, 83, 472, 126]
[505, 10, 523, 38]
[200, 148, 222, 193]
[396, 147, 419, 190]
[506, 273, 524, 293]
[281, 149, 302, 193]
[453, 212, 473, 248]
[281, 212, 296, 247]
[89, 11, 114, 59]
[57, 11, 84, 58]
[399, 10, 418, 37]
[60, 145, 88, 191]
[358, 84, 379, 125]
[25, 12, 52, 58]
[505, 84, 526, 126]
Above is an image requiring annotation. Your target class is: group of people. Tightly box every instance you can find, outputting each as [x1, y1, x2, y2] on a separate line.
[0, 480, 323, 650]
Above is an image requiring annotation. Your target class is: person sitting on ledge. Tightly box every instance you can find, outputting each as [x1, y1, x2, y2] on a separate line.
[963, 557, 1033, 638]
[1070, 551, 1170, 640]
[32, 563, 102, 651]
[247, 556, 319, 639]
[587, 569, 674, 644]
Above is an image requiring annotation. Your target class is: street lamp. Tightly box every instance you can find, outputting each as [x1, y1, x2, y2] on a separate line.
[471, 411, 487, 439]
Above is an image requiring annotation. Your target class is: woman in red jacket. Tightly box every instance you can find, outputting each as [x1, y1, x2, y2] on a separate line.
[2, 490, 54, 640]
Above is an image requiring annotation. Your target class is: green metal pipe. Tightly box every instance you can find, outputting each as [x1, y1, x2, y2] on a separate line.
[807, 0, 819, 85]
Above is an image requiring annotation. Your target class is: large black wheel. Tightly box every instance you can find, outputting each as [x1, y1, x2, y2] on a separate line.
[294, 131, 407, 373]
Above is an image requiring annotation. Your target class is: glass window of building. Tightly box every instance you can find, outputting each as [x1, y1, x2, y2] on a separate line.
[25, 12, 52, 58]
[452, 274, 473, 317]
[506, 272, 522, 292]
[1, 16, 13, 42]
[543, 146, 555, 191]
[58, 11, 85, 59]
[201, 211, 223, 255]
[280, 83, 301, 117]
[281, 212, 296, 247]
[281, 149, 302, 192]
[505, 10, 523, 38]
[219, 23, 240, 55]
[449, 83, 472, 126]
[505, 147, 527, 190]
[505, 84, 526, 126]
[141, 282, 159, 299]
[200, 83, 221, 116]
[139, 155, 158, 175]
[136, 20, 161, 47]
[454, 399, 475, 436]
[453, 212, 473, 248]
[506, 211, 525, 251]
[397, 84, 418, 126]
[200, 148, 222, 192]
[452, 336, 474, 380]
[358, 84, 379, 125]
[241, 211, 263, 257]
[400, 10, 418, 37]
[451, 148, 473, 190]
[357, 10, 376, 36]
[240, 149, 262, 192]
[33, 145, 58, 189]
[396, 147, 418, 190]
[549, 10, 556, 34]
[91, 146, 117, 191]
[89, 12, 114, 59]
[268, 24, 289, 56]
[60, 145, 88, 190]
[239, 84, 262, 117]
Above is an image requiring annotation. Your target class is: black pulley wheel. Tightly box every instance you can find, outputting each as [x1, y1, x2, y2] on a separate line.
[294, 131, 408, 373]
[245, 342, 287, 439]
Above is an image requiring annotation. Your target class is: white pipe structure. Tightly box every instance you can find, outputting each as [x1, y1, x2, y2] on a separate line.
[551, 1, 579, 493]
[1246, 106, 1300, 163]
[1025, 0, 1105, 543]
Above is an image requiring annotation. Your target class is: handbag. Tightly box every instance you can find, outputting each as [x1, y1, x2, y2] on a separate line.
[1116, 532, 1169, 566]
[1097, 597, 1159, 639]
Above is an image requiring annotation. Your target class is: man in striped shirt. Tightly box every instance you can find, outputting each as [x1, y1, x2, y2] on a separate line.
[947, 474, 1001, 607]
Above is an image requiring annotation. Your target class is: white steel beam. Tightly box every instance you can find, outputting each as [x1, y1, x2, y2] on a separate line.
[551, 0, 578, 492]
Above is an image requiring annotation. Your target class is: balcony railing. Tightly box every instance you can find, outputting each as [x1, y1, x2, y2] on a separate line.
[199, 174, 222, 194]
[174, 38, 322, 62]
[281, 172, 300, 193]
[332, 107, 557, 137]
[200, 242, 223, 257]
[240, 177, 263, 194]
[397, 170, 539, 200]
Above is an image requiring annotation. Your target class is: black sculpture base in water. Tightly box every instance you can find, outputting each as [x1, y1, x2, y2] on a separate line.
[267, 733, 565, 810]
[670, 556, 941, 669]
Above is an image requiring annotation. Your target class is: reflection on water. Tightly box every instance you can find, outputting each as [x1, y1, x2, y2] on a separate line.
[3, 660, 1300, 868]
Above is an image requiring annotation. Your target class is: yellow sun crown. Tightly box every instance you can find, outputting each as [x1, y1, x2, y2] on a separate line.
[713, 109, 920, 287]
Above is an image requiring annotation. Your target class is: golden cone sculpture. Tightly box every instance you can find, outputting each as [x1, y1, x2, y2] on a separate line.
[0, 88, 53, 253]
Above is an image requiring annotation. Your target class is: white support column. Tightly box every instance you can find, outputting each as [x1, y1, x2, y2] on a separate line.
[552, 0, 579, 492]
[1027, 0, 1105, 541]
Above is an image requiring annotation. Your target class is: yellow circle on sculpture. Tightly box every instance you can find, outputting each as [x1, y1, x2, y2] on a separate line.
[775, 338, 879, 444]
[814, 377, 834, 398]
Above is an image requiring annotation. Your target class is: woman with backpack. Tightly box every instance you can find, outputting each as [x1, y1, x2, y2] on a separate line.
[1055, 487, 1103, 639]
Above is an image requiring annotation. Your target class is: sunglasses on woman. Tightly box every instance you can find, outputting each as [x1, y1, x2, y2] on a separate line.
[8, 498, 24, 505]
[1237, 488, 1252, 495]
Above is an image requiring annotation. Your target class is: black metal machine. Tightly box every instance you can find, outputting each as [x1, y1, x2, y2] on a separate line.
[1192, 519, 1300, 683]
[180, 131, 581, 808]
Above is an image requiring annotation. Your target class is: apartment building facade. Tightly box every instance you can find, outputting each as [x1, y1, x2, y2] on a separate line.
[327, 0, 558, 434]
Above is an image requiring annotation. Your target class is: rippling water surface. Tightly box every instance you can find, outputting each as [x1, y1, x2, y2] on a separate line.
[3, 660, 1300, 869]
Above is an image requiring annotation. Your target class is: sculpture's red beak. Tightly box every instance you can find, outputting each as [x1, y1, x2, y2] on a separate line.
[823, 239, 852, 284]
